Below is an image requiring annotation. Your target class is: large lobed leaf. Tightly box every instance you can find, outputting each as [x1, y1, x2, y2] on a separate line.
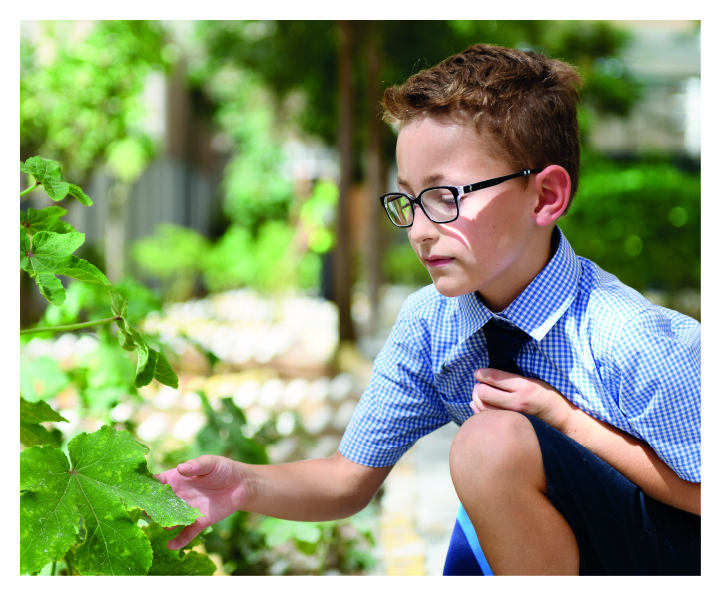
[20, 397, 68, 448]
[20, 426, 201, 576]
[143, 523, 217, 576]
[20, 227, 109, 306]
[20, 157, 92, 205]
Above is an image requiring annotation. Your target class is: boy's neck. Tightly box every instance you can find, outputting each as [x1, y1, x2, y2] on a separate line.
[477, 227, 559, 314]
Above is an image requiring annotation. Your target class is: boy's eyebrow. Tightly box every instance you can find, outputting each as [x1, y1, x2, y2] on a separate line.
[396, 173, 447, 192]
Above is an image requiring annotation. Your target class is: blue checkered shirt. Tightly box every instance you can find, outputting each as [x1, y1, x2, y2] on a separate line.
[339, 227, 701, 482]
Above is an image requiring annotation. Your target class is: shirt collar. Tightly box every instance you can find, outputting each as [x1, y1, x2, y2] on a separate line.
[456, 226, 581, 343]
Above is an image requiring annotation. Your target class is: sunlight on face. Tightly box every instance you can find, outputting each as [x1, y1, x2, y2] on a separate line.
[395, 115, 548, 310]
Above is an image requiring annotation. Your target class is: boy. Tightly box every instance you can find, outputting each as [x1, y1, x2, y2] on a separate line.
[157, 44, 700, 575]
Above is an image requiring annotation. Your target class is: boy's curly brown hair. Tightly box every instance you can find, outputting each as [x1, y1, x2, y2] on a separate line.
[382, 43, 584, 210]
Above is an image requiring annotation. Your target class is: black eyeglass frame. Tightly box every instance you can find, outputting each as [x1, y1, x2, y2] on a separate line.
[379, 168, 543, 228]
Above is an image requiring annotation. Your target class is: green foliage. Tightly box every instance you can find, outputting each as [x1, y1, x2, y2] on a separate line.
[20, 355, 70, 403]
[131, 223, 211, 303]
[258, 516, 327, 550]
[75, 339, 138, 417]
[382, 235, 431, 288]
[193, 394, 270, 465]
[20, 397, 69, 448]
[144, 523, 217, 576]
[21, 206, 77, 235]
[202, 221, 320, 294]
[21, 228, 110, 305]
[21, 20, 170, 184]
[255, 509, 377, 575]
[20, 425, 203, 576]
[559, 153, 700, 295]
[111, 288, 179, 389]
[187, 61, 295, 232]
[20, 156, 92, 204]
[39, 276, 162, 330]
[19, 158, 191, 576]
[299, 179, 337, 254]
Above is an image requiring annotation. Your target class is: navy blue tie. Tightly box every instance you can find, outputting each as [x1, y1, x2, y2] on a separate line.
[443, 317, 532, 576]
[482, 318, 531, 374]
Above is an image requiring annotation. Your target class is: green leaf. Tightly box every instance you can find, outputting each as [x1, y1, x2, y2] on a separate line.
[20, 426, 202, 576]
[20, 445, 78, 575]
[21, 157, 70, 201]
[20, 422, 61, 448]
[153, 350, 179, 389]
[20, 157, 91, 204]
[111, 288, 177, 388]
[21, 207, 76, 236]
[143, 523, 217, 576]
[68, 183, 93, 206]
[20, 397, 68, 447]
[21, 229, 109, 305]
[20, 397, 69, 424]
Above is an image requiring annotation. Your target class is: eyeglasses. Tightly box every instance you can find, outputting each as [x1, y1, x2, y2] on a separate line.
[379, 169, 543, 228]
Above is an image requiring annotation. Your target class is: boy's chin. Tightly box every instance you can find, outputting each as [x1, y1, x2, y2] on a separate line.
[430, 280, 468, 298]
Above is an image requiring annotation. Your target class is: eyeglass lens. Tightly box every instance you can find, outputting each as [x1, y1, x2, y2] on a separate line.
[383, 188, 458, 226]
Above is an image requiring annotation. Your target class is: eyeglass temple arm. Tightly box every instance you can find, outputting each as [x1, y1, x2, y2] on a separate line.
[462, 169, 543, 194]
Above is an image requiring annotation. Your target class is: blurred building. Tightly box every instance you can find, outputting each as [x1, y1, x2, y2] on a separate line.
[587, 20, 700, 160]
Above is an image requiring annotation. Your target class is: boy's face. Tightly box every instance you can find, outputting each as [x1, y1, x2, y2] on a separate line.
[396, 115, 551, 310]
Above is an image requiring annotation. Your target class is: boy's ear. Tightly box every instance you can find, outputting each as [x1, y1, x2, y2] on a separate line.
[532, 166, 571, 227]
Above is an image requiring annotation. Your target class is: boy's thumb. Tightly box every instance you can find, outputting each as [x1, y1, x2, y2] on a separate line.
[177, 460, 198, 476]
[177, 455, 215, 477]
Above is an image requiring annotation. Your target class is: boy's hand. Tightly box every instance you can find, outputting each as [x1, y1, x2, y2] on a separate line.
[470, 368, 574, 433]
[155, 455, 251, 550]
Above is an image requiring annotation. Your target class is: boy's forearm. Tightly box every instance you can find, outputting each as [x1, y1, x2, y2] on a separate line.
[240, 451, 393, 521]
[561, 405, 700, 515]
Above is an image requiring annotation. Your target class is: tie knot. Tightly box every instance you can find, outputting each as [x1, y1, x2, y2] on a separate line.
[483, 318, 531, 373]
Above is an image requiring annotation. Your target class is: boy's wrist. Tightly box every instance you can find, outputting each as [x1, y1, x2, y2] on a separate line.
[230, 460, 255, 513]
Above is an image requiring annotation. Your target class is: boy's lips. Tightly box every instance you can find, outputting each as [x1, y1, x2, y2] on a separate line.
[424, 255, 455, 267]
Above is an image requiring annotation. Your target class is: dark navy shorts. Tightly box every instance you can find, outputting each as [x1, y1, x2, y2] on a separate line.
[443, 413, 701, 576]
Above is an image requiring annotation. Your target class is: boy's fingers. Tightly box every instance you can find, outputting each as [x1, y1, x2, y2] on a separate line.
[474, 382, 513, 409]
[474, 368, 521, 388]
[166, 526, 198, 550]
[177, 455, 216, 477]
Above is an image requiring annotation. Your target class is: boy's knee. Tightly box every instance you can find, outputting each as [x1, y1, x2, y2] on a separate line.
[449, 410, 543, 495]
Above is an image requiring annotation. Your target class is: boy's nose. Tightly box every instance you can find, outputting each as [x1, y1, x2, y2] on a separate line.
[408, 204, 439, 243]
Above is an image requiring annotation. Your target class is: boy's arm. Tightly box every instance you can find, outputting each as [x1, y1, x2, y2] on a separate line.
[156, 451, 393, 549]
[470, 369, 700, 515]
[555, 401, 700, 515]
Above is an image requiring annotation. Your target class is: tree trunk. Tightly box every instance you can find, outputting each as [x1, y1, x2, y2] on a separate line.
[365, 21, 384, 337]
[335, 20, 355, 344]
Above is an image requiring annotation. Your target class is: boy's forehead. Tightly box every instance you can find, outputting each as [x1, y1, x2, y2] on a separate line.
[395, 115, 507, 186]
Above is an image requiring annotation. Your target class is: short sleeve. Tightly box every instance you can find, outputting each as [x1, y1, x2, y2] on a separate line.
[612, 307, 700, 482]
[339, 297, 451, 467]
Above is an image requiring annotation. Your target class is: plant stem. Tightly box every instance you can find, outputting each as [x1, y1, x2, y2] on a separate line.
[50, 560, 56, 576]
[20, 182, 41, 198]
[20, 316, 122, 336]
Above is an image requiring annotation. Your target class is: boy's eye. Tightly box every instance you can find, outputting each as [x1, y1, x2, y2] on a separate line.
[422, 188, 458, 219]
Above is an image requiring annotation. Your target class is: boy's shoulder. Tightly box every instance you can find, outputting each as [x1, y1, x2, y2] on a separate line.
[574, 256, 699, 351]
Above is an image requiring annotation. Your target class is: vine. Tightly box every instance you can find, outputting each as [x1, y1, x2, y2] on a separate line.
[19, 157, 215, 576]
